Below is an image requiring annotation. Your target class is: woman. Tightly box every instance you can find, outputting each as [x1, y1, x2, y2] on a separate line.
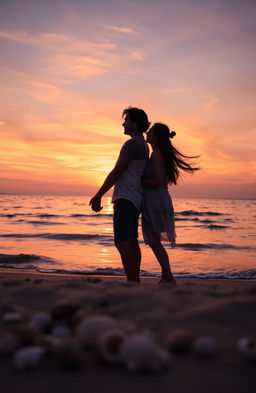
[142, 123, 199, 285]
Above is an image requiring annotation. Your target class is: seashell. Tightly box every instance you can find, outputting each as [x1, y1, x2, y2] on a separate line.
[0, 333, 21, 355]
[13, 346, 45, 370]
[238, 337, 256, 362]
[76, 315, 117, 349]
[193, 337, 217, 358]
[120, 332, 171, 372]
[98, 329, 126, 363]
[51, 324, 71, 338]
[2, 312, 23, 324]
[30, 312, 52, 333]
[166, 329, 194, 354]
[56, 338, 84, 369]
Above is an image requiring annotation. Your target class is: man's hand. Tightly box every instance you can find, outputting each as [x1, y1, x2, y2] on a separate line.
[89, 195, 103, 213]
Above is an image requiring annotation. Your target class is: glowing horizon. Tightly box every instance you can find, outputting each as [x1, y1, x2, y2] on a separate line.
[0, 0, 255, 199]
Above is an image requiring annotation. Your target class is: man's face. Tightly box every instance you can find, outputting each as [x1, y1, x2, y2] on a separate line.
[122, 113, 134, 135]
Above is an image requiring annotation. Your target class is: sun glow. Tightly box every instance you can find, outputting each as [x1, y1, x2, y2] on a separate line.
[0, 0, 255, 198]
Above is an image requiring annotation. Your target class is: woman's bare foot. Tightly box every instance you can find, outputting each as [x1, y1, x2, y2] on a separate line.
[158, 277, 177, 287]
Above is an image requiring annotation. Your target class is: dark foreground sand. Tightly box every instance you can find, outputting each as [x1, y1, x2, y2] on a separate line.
[0, 270, 255, 393]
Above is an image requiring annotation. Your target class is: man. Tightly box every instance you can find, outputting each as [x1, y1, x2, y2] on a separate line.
[90, 107, 150, 282]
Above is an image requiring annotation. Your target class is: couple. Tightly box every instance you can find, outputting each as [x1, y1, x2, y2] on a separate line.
[90, 107, 198, 284]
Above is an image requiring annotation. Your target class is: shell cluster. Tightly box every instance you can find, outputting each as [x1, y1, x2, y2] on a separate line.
[0, 297, 254, 372]
[0, 299, 171, 373]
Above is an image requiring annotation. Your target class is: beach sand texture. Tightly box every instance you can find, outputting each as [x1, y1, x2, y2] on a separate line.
[0, 271, 256, 393]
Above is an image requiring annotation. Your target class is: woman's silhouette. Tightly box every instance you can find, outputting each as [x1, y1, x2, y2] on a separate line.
[142, 123, 199, 285]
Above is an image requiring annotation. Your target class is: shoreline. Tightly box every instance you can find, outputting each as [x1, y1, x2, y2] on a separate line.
[1, 267, 256, 281]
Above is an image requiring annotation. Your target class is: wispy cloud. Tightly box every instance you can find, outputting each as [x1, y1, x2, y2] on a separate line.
[103, 25, 135, 34]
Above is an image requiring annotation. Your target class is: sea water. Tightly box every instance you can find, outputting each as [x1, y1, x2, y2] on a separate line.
[0, 195, 255, 279]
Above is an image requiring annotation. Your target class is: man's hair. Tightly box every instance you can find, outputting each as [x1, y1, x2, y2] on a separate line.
[122, 107, 150, 133]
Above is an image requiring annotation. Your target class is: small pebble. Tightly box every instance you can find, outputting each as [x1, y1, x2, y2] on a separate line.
[2, 312, 23, 324]
[30, 312, 52, 333]
[13, 346, 45, 370]
[238, 337, 256, 362]
[51, 324, 71, 338]
[86, 277, 102, 283]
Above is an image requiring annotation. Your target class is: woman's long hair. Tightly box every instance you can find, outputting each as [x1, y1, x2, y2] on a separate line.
[153, 123, 199, 185]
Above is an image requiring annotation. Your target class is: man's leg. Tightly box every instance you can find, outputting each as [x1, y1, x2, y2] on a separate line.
[115, 238, 141, 282]
[113, 199, 141, 282]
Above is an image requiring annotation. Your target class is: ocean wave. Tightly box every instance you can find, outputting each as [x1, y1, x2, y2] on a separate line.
[176, 210, 226, 217]
[0, 253, 55, 265]
[0, 213, 33, 218]
[0, 212, 112, 219]
[174, 243, 255, 251]
[27, 220, 65, 226]
[70, 213, 111, 218]
[0, 233, 112, 241]
[203, 224, 229, 230]
[36, 214, 60, 218]
[175, 270, 256, 279]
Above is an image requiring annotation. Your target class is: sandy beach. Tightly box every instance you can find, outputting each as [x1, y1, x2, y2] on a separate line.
[0, 270, 255, 393]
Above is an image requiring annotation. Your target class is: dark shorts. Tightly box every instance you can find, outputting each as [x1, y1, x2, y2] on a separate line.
[113, 199, 140, 243]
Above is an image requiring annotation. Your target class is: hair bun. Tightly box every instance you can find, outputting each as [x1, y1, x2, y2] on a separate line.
[169, 131, 176, 138]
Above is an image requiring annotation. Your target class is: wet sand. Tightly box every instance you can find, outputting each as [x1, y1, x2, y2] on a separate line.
[0, 270, 255, 393]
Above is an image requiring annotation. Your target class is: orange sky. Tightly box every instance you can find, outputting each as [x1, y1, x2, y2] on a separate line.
[0, 0, 255, 198]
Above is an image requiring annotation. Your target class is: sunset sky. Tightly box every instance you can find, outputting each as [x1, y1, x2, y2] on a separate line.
[1, 0, 255, 198]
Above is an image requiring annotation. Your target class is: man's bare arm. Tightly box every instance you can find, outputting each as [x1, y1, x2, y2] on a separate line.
[89, 157, 131, 212]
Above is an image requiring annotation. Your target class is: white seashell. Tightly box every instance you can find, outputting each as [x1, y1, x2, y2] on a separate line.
[120, 332, 171, 372]
[13, 346, 45, 370]
[2, 312, 23, 324]
[51, 324, 71, 338]
[30, 312, 52, 332]
[193, 337, 217, 357]
[238, 337, 256, 361]
[98, 329, 126, 363]
[76, 315, 117, 348]
[0, 333, 21, 355]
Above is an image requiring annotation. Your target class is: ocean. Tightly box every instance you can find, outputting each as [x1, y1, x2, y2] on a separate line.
[0, 194, 255, 279]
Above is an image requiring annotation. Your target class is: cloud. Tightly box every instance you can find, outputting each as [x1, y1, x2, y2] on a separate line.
[103, 25, 135, 34]
[0, 29, 115, 50]
[0, 29, 116, 82]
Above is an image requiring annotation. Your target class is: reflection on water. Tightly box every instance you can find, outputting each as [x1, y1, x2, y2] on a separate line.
[0, 194, 255, 277]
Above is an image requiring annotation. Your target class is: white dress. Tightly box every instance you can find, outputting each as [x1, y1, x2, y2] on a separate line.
[142, 157, 176, 246]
